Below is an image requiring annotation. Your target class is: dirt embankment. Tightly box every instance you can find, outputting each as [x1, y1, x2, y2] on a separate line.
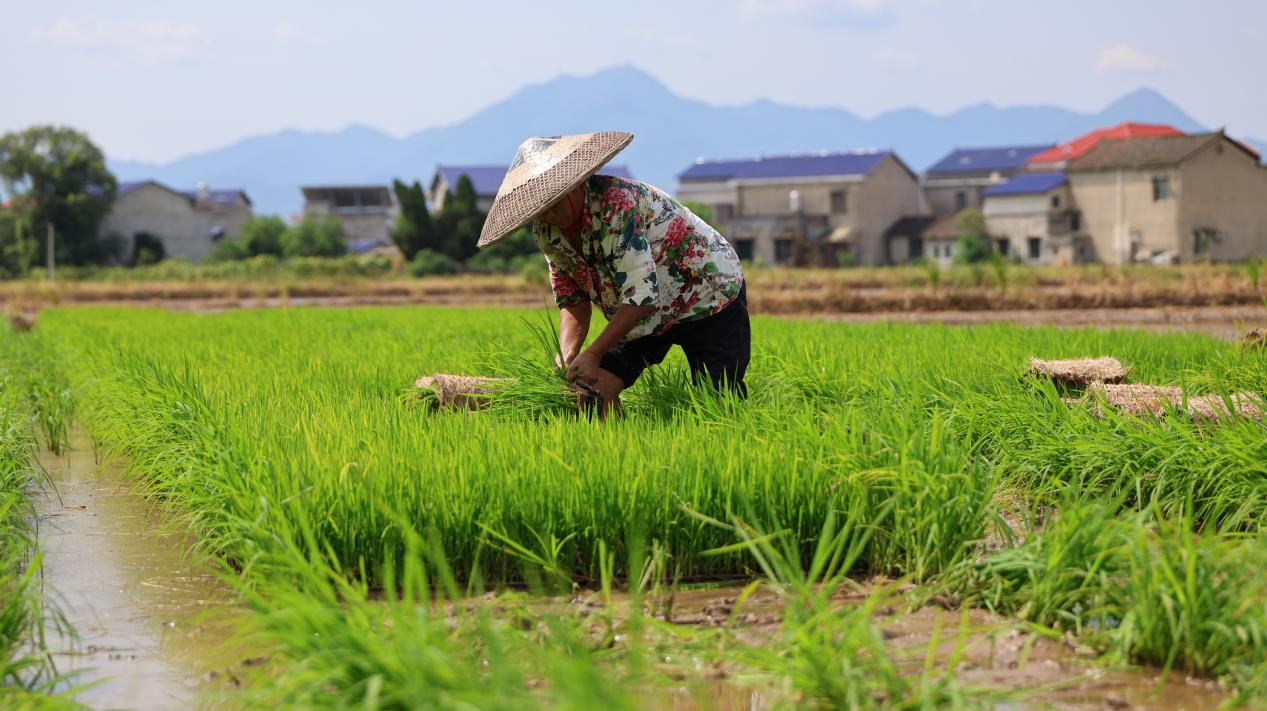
[4, 268, 1266, 320]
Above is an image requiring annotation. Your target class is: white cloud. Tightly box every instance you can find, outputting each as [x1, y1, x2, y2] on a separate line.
[1096, 45, 1163, 72]
[740, 0, 895, 27]
[873, 47, 920, 68]
[30, 17, 205, 63]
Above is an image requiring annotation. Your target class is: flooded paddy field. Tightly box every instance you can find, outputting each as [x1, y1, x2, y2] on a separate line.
[2, 305, 1265, 709]
[33, 428, 238, 709]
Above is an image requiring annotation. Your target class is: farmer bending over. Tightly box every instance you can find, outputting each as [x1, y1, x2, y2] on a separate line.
[477, 131, 749, 412]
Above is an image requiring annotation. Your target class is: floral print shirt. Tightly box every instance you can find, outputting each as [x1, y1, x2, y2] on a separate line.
[533, 176, 745, 340]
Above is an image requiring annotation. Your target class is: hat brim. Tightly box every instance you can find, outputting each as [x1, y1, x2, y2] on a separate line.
[477, 132, 633, 249]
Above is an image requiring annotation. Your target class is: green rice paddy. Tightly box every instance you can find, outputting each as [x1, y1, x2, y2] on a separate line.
[4, 305, 1267, 709]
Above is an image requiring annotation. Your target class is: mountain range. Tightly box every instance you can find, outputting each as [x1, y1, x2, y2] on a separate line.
[109, 65, 1266, 218]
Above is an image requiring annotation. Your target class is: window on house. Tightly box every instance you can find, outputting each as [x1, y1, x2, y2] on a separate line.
[909, 236, 924, 259]
[734, 238, 755, 262]
[1070, 211, 1082, 231]
[1193, 229, 1211, 256]
[1051, 195, 1061, 209]
[996, 239, 1010, 256]
[955, 191, 968, 211]
[774, 238, 794, 264]
[714, 204, 735, 222]
[1027, 237, 1042, 261]
[1152, 176, 1170, 201]
[830, 190, 848, 214]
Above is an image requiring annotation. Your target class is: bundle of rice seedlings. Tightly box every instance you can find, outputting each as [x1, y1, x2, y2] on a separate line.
[1081, 383, 1264, 422]
[414, 373, 510, 411]
[1026, 356, 1130, 386]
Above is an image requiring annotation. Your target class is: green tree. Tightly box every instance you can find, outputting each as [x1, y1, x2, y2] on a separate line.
[0, 125, 118, 266]
[391, 179, 434, 261]
[0, 206, 38, 277]
[282, 216, 347, 258]
[434, 175, 485, 262]
[206, 237, 249, 262]
[953, 209, 992, 265]
[240, 215, 287, 257]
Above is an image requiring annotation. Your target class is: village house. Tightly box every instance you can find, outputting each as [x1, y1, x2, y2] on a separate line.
[300, 185, 397, 249]
[676, 150, 921, 266]
[101, 181, 253, 262]
[922, 145, 1052, 216]
[884, 215, 937, 264]
[1066, 131, 1267, 264]
[980, 172, 1092, 265]
[428, 165, 633, 213]
[1027, 122, 1182, 171]
[919, 212, 969, 267]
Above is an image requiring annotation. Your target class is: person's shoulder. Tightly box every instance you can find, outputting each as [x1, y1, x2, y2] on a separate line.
[590, 174, 645, 213]
[590, 174, 646, 195]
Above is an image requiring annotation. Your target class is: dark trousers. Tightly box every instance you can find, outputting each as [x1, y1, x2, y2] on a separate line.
[599, 285, 750, 396]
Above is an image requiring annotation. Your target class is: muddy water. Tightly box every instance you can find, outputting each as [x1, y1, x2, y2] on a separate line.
[34, 428, 237, 710]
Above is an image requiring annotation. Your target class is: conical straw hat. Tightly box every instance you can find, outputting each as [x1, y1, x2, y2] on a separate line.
[477, 131, 633, 248]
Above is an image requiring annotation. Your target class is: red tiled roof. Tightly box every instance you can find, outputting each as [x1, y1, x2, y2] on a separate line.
[1028, 122, 1183, 165]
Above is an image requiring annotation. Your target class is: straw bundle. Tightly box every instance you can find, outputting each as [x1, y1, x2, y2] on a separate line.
[1026, 356, 1130, 387]
[414, 374, 510, 411]
[1185, 392, 1265, 422]
[8, 311, 37, 333]
[1242, 328, 1265, 351]
[1087, 383, 1183, 418]
[1083, 383, 1264, 422]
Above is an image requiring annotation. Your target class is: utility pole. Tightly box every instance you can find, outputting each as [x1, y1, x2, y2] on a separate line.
[46, 223, 54, 280]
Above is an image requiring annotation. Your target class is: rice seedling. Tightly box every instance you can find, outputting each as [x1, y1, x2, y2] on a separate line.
[5, 304, 1265, 706]
[0, 340, 77, 709]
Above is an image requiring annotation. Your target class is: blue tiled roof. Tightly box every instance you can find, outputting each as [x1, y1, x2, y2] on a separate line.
[117, 180, 148, 196]
[981, 171, 1067, 197]
[926, 145, 1054, 176]
[439, 164, 633, 196]
[679, 151, 891, 181]
[117, 180, 250, 206]
[181, 189, 250, 207]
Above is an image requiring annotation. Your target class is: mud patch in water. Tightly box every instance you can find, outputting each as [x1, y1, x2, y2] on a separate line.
[562, 584, 1236, 711]
[34, 428, 238, 710]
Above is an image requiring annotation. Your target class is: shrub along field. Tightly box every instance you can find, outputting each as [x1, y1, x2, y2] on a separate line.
[4, 306, 1267, 708]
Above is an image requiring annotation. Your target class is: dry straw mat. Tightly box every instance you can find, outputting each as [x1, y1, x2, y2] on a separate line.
[1027, 356, 1130, 387]
[1243, 328, 1266, 351]
[415, 374, 509, 411]
[477, 131, 634, 248]
[1083, 383, 1264, 422]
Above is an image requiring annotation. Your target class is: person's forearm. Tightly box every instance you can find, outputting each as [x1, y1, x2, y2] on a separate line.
[559, 302, 591, 362]
[584, 305, 656, 358]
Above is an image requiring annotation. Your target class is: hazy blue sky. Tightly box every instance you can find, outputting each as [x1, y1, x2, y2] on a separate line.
[5, 0, 1262, 162]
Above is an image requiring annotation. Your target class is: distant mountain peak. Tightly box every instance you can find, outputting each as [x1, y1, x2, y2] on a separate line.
[110, 67, 1257, 216]
[1099, 87, 1202, 131]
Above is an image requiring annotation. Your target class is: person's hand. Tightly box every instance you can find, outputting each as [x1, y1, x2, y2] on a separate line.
[566, 349, 602, 385]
